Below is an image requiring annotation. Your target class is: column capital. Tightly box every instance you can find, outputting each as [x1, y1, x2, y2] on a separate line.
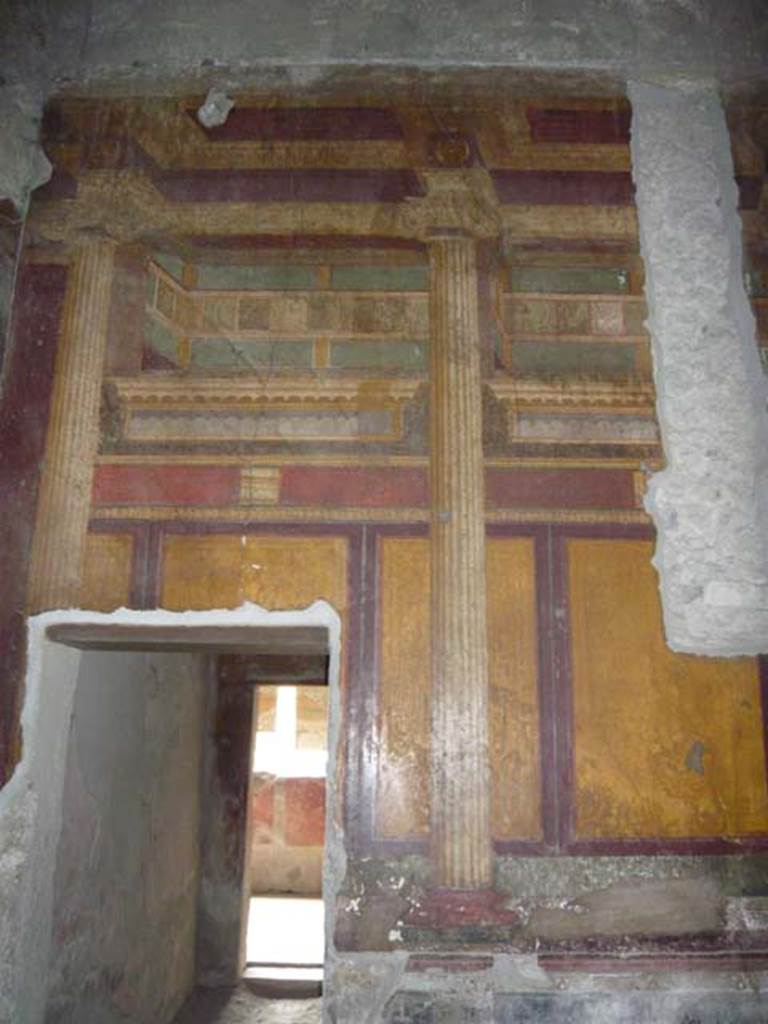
[401, 169, 502, 242]
[27, 170, 168, 249]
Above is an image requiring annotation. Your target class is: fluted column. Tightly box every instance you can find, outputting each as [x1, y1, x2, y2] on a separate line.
[429, 230, 492, 890]
[28, 238, 116, 611]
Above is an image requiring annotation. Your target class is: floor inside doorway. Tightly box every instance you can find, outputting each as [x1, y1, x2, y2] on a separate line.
[172, 987, 321, 1024]
[171, 896, 324, 1023]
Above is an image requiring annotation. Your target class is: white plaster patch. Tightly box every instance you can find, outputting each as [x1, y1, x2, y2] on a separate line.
[196, 87, 234, 128]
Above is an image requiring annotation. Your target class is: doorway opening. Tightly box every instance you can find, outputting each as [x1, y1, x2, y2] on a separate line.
[240, 652, 330, 996]
[19, 604, 340, 1024]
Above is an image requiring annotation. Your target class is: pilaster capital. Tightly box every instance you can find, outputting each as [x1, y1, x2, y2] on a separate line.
[27, 170, 167, 250]
[399, 169, 502, 243]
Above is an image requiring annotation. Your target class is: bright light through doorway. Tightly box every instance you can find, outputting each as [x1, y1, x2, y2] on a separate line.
[253, 686, 327, 778]
[246, 896, 324, 983]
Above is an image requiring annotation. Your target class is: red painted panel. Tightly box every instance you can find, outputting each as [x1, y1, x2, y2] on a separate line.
[485, 468, 636, 510]
[284, 778, 326, 846]
[251, 779, 276, 841]
[155, 168, 425, 204]
[527, 107, 631, 144]
[0, 263, 67, 781]
[736, 175, 763, 211]
[492, 170, 634, 206]
[192, 107, 404, 142]
[92, 465, 241, 506]
[280, 466, 429, 508]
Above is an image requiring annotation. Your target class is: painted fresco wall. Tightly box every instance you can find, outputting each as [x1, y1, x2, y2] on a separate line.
[250, 683, 327, 895]
[4, 92, 768, 1017]
[250, 775, 326, 895]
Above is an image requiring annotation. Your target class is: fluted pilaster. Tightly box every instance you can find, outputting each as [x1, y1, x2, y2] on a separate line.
[429, 231, 492, 889]
[28, 239, 116, 611]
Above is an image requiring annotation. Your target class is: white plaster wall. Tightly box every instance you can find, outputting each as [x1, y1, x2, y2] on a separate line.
[44, 648, 207, 1024]
[0, 626, 80, 1024]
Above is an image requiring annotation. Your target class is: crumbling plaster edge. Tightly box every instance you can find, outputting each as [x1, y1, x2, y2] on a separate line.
[629, 77, 768, 657]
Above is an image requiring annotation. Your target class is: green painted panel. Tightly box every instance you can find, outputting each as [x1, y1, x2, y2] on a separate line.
[145, 317, 178, 364]
[330, 265, 428, 292]
[196, 264, 316, 291]
[508, 267, 628, 294]
[189, 338, 313, 369]
[624, 301, 649, 334]
[330, 340, 427, 370]
[510, 341, 635, 377]
[153, 251, 185, 282]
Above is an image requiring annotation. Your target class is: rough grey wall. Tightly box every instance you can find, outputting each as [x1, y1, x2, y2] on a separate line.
[630, 80, 768, 655]
[35, 0, 768, 91]
[0, 2, 51, 211]
[44, 649, 206, 1024]
[0, 632, 81, 1024]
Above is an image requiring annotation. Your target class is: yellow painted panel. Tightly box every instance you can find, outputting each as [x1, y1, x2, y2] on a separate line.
[377, 537, 431, 838]
[161, 534, 243, 609]
[569, 538, 768, 839]
[80, 533, 133, 611]
[487, 538, 542, 841]
[376, 536, 542, 841]
[242, 536, 347, 614]
[161, 534, 347, 616]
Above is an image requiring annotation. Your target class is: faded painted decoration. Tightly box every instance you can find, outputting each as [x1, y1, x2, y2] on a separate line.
[2, 76, 768, 1024]
[19, 92, 766, 857]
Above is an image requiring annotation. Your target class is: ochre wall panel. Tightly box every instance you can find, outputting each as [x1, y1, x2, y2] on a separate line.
[487, 538, 542, 841]
[161, 534, 347, 615]
[377, 537, 431, 839]
[161, 534, 243, 609]
[242, 536, 347, 613]
[568, 538, 768, 839]
[80, 533, 133, 611]
[376, 535, 541, 842]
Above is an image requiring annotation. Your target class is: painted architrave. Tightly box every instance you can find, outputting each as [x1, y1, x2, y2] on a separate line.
[91, 463, 641, 511]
